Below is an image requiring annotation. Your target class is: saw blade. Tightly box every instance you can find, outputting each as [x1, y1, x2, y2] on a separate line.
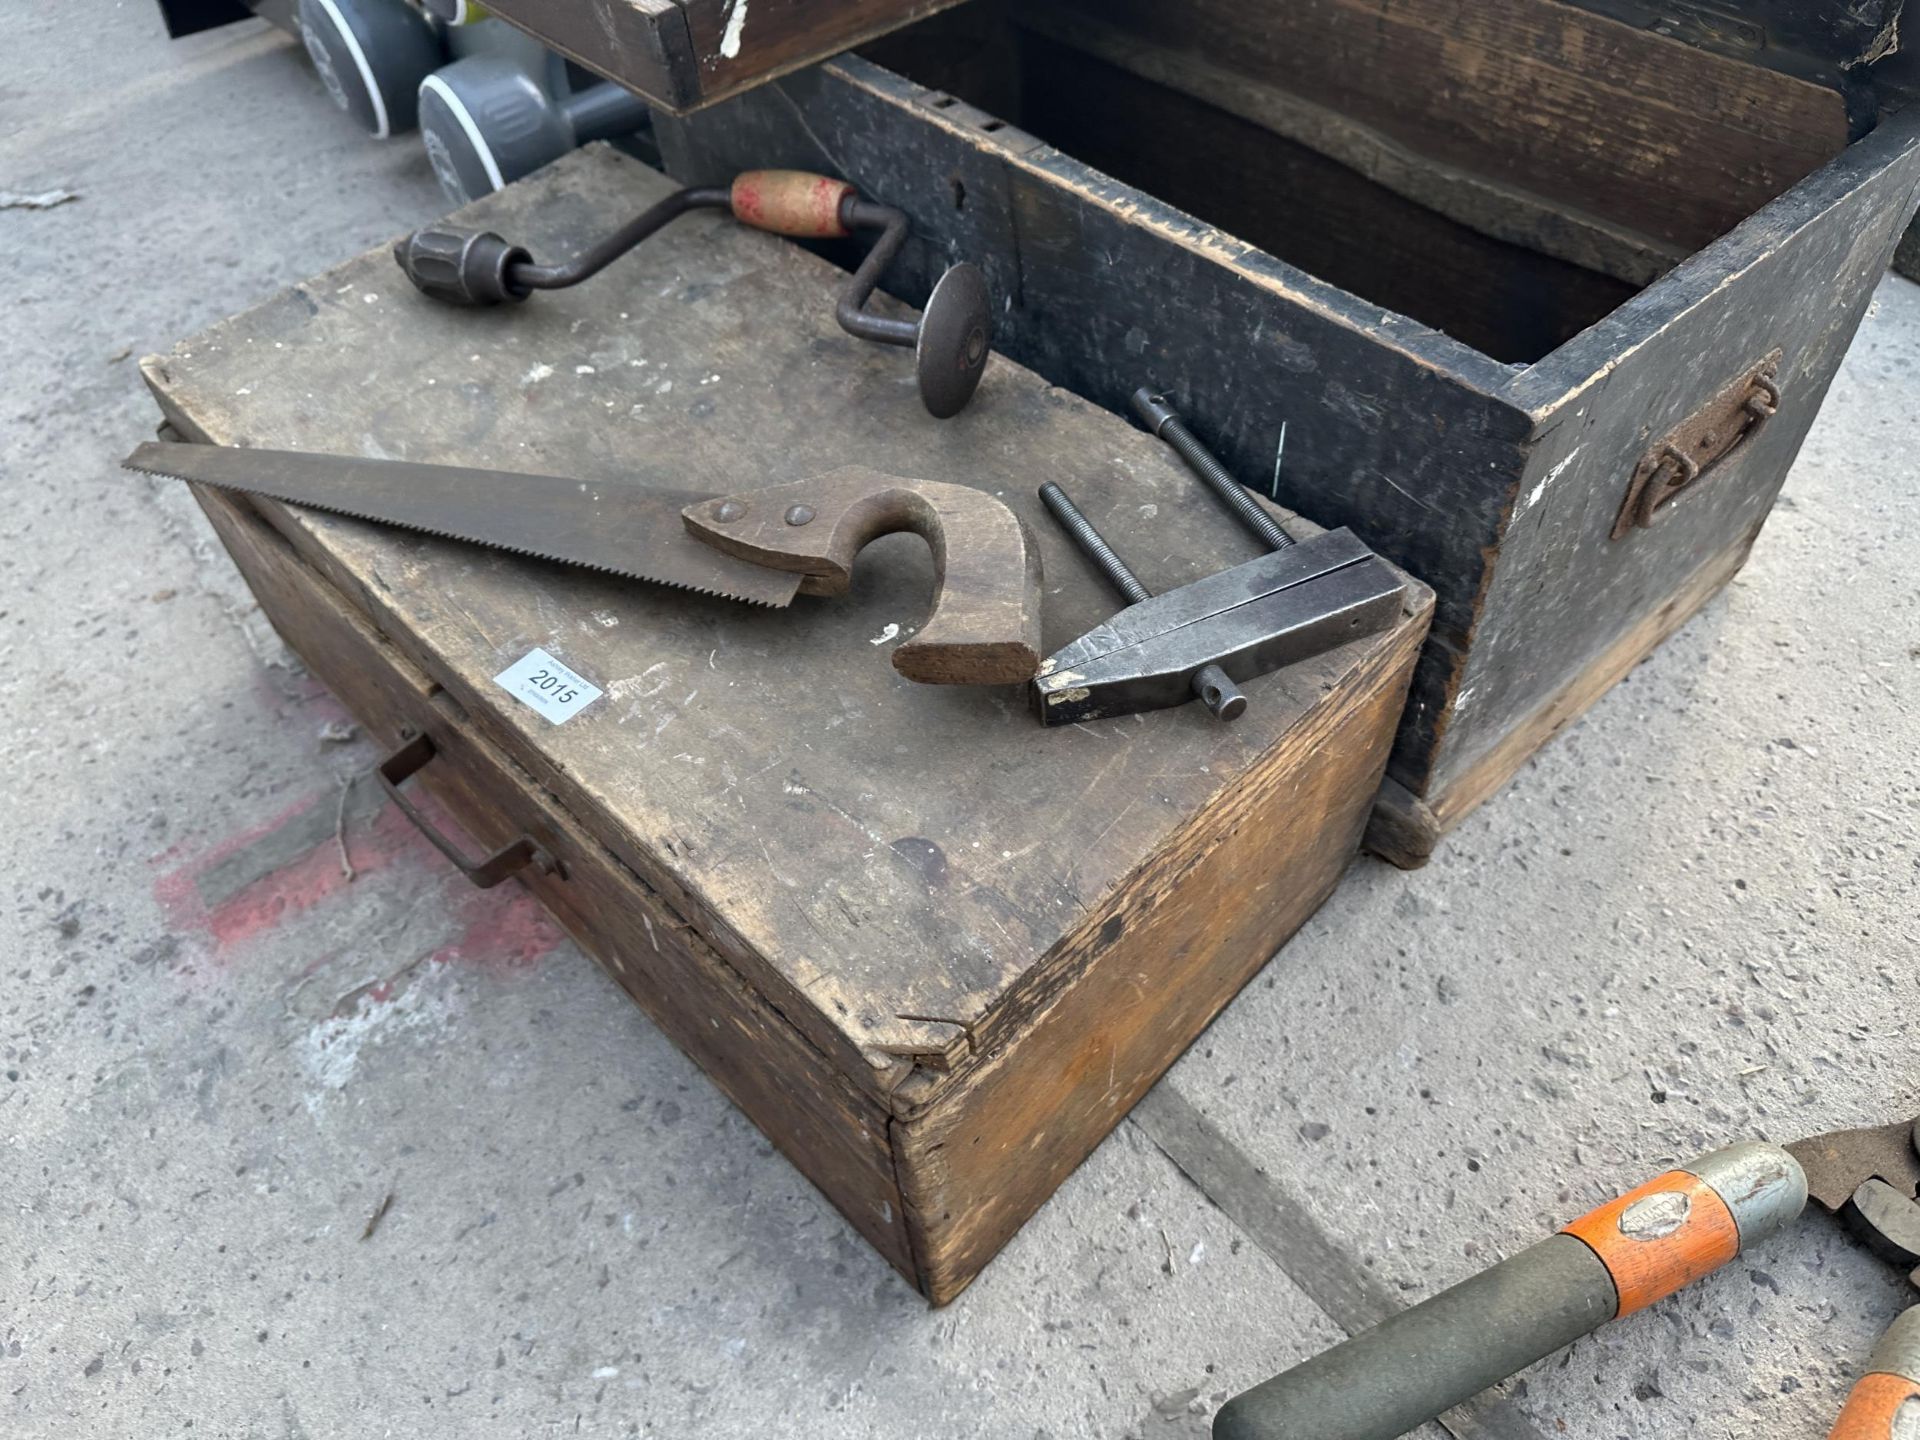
[123, 441, 803, 608]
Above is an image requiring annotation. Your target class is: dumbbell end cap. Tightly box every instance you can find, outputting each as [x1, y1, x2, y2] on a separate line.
[916, 263, 992, 420]
[393, 226, 531, 306]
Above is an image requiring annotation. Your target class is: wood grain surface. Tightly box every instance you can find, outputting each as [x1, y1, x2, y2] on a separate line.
[1032, 0, 1850, 254]
[895, 603, 1427, 1301]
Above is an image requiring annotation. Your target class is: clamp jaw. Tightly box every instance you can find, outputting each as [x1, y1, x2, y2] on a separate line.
[1032, 390, 1406, 727]
[1030, 529, 1405, 727]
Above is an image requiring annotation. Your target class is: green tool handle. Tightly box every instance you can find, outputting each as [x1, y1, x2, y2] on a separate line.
[1214, 1235, 1613, 1440]
[1215, 1143, 1807, 1440]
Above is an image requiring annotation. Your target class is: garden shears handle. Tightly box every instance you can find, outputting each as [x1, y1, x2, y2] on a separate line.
[1214, 1143, 1808, 1440]
[1829, 1308, 1920, 1439]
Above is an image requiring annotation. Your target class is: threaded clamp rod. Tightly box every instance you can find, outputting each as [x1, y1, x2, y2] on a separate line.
[1131, 388, 1294, 551]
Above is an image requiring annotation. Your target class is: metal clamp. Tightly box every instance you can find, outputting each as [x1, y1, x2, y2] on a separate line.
[377, 731, 557, 889]
[1612, 350, 1784, 539]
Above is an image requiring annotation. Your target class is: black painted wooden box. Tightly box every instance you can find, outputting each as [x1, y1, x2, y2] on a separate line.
[652, 0, 1920, 864]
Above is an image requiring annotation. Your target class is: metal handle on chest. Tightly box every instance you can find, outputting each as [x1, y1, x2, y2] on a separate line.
[1612, 349, 1784, 540]
[377, 730, 557, 889]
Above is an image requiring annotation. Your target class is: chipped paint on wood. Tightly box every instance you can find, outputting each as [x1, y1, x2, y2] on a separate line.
[719, 0, 747, 58]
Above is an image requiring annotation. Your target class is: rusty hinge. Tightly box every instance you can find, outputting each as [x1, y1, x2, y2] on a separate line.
[1612, 349, 1783, 540]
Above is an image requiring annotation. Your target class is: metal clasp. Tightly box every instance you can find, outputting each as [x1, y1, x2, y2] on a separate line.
[1612, 350, 1784, 540]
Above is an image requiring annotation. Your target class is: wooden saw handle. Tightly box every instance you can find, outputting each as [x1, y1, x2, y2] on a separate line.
[683, 466, 1042, 687]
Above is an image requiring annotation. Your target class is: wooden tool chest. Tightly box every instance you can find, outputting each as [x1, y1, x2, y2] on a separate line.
[140, 147, 1432, 1303]
[653, 0, 1920, 864]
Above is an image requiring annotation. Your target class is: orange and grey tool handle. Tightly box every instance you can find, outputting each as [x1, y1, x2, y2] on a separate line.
[1830, 1309, 1920, 1439]
[1214, 1143, 1808, 1440]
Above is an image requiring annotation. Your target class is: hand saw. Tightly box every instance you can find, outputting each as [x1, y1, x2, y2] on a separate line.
[123, 441, 1043, 687]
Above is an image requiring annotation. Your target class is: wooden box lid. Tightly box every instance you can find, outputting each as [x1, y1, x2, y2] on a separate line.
[139, 145, 1431, 1107]
[478, 0, 973, 113]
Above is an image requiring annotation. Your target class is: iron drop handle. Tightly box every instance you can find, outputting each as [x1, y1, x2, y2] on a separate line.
[1215, 1143, 1806, 1440]
[377, 731, 556, 889]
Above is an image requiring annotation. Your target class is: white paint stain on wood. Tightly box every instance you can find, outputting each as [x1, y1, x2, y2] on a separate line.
[720, 0, 749, 58]
[1524, 445, 1582, 510]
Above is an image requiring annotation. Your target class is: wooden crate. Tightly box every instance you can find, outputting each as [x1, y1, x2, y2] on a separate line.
[139, 147, 1432, 1303]
[654, 0, 1920, 864]
[475, 0, 972, 113]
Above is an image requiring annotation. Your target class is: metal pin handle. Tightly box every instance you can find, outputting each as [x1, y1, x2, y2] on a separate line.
[1037, 483, 1245, 721]
[1131, 388, 1294, 552]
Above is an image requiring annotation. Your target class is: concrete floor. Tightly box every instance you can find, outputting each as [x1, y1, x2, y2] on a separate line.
[2, 7, 1915, 1438]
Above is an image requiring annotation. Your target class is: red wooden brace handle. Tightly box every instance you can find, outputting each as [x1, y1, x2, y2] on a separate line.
[728, 170, 856, 239]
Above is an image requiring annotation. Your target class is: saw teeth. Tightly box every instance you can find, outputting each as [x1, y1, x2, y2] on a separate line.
[121, 458, 789, 608]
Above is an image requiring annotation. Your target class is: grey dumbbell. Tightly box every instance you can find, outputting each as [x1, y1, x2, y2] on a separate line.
[296, 0, 446, 137]
[418, 56, 649, 205]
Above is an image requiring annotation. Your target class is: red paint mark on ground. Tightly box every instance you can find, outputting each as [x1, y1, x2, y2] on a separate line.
[150, 787, 332, 937]
[154, 798, 419, 951]
[163, 788, 329, 880]
[152, 782, 565, 976]
[220, 806, 430, 950]
[430, 884, 567, 978]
